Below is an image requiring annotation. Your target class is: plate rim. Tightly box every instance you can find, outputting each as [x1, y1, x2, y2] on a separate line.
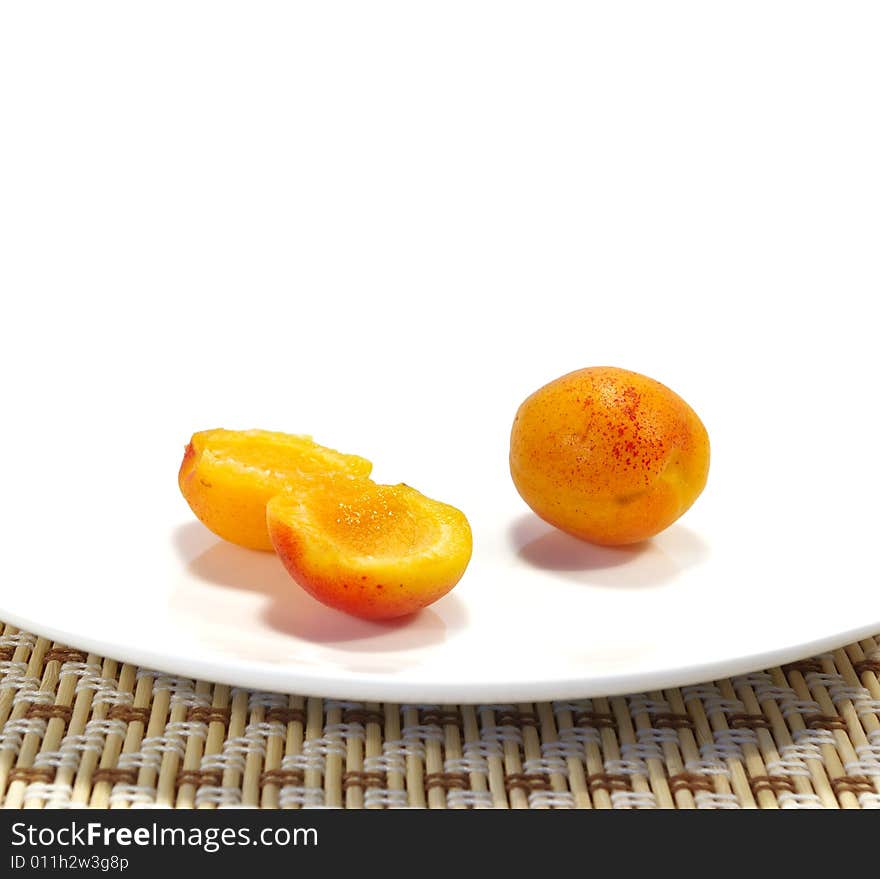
[3, 607, 877, 703]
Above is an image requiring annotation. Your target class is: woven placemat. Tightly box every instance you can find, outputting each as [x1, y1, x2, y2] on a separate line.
[1, 620, 879, 809]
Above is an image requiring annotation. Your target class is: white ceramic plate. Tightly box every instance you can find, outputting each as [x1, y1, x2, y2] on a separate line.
[2, 8, 878, 701]
[3, 489, 879, 702]
[2, 390, 879, 703]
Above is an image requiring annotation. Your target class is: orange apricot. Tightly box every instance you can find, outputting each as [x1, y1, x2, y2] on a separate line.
[267, 476, 472, 620]
[509, 366, 710, 545]
[178, 429, 372, 551]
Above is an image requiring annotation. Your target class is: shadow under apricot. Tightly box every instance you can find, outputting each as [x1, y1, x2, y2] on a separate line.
[508, 513, 709, 589]
[172, 522, 468, 652]
[509, 513, 648, 572]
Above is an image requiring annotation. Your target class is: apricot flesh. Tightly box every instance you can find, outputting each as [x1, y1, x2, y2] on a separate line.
[267, 476, 473, 620]
[178, 429, 372, 551]
[509, 366, 710, 545]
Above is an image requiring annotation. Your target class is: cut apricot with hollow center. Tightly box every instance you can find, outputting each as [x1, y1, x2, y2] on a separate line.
[314, 485, 439, 558]
[178, 429, 372, 551]
[267, 477, 472, 620]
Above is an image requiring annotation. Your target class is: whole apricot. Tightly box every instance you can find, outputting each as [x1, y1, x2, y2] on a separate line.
[267, 475, 472, 620]
[509, 367, 710, 545]
[178, 429, 372, 551]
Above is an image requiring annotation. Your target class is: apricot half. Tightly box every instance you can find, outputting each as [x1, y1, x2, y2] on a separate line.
[267, 476, 472, 620]
[510, 366, 710, 545]
[178, 429, 372, 551]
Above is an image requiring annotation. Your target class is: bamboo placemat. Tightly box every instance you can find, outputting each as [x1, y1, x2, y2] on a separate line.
[1, 620, 879, 809]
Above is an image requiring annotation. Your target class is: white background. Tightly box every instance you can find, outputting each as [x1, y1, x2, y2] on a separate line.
[0, 4, 878, 698]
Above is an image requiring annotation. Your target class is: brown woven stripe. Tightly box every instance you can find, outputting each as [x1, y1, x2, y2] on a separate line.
[728, 713, 771, 730]
[496, 710, 538, 728]
[0, 647, 13, 661]
[750, 775, 796, 795]
[587, 773, 631, 794]
[177, 769, 222, 788]
[342, 709, 384, 726]
[420, 710, 461, 727]
[9, 767, 55, 784]
[44, 649, 88, 664]
[830, 776, 874, 796]
[652, 712, 695, 730]
[25, 704, 73, 721]
[506, 772, 551, 793]
[853, 659, 880, 676]
[803, 714, 847, 731]
[92, 768, 137, 786]
[784, 659, 824, 674]
[669, 773, 715, 794]
[265, 707, 306, 725]
[186, 706, 230, 724]
[574, 711, 617, 729]
[260, 768, 305, 789]
[342, 771, 385, 790]
[108, 706, 152, 725]
[425, 772, 469, 791]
